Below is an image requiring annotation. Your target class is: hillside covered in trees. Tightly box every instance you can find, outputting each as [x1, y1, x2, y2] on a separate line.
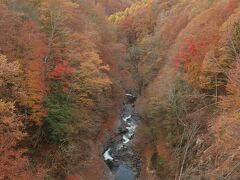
[114, 0, 240, 179]
[0, 0, 240, 179]
[0, 0, 136, 179]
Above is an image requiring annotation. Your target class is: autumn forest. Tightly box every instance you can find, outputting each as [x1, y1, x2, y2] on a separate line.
[0, 0, 240, 179]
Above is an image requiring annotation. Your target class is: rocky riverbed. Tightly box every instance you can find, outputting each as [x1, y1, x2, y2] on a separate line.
[103, 92, 142, 180]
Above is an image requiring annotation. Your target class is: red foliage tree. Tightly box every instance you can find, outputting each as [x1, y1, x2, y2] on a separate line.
[173, 0, 239, 87]
[49, 61, 74, 80]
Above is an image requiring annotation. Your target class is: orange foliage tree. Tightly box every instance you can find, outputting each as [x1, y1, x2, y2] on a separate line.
[0, 54, 46, 179]
[0, 5, 22, 59]
[18, 20, 48, 125]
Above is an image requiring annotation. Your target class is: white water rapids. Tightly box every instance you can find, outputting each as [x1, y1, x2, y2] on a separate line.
[103, 93, 137, 161]
[103, 148, 114, 161]
[102, 93, 140, 180]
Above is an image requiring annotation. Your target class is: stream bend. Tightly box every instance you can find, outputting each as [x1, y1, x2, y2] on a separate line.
[103, 92, 141, 180]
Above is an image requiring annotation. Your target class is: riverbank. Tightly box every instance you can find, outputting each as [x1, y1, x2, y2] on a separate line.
[76, 91, 124, 179]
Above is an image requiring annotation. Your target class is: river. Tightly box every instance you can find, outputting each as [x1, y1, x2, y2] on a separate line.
[103, 92, 141, 180]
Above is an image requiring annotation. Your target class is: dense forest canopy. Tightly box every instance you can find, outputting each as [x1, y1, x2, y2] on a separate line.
[0, 0, 240, 179]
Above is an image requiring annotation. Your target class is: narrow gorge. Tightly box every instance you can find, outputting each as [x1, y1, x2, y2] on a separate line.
[103, 92, 141, 179]
[1, 0, 240, 179]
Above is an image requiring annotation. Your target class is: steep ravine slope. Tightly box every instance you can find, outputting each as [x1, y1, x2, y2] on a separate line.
[1, 0, 240, 179]
[0, 1, 139, 179]
[111, 0, 240, 179]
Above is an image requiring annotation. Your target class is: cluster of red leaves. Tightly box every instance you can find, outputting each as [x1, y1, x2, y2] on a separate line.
[172, 0, 239, 86]
[49, 61, 74, 80]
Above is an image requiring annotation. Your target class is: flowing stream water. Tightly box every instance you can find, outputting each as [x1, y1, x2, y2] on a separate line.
[103, 93, 141, 180]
